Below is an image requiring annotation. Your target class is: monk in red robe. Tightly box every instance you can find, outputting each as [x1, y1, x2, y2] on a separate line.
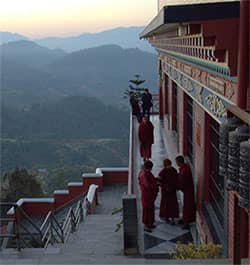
[138, 160, 158, 232]
[157, 159, 179, 225]
[175, 156, 196, 229]
[138, 116, 154, 161]
[129, 92, 142, 123]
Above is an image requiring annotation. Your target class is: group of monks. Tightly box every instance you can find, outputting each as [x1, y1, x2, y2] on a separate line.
[138, 157, 196, 232]
[129, 89, 153, 123]
[129, 90, 196, 232]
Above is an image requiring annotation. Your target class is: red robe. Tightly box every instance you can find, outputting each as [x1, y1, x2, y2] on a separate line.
[138, 121, 154, 159]
[158, 167, 179, 219]
[133, 103, 142, 123]
[138, 169, 158, 227]
[130, 97, 142, 123]
[178, 163, 196, 224]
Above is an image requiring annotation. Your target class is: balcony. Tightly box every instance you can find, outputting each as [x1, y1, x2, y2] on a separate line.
[126, 113, 195, 257]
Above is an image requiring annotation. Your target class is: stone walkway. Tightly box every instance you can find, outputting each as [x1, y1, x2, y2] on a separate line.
[134, 115, 194, 257]
[0, 183, 231, 264]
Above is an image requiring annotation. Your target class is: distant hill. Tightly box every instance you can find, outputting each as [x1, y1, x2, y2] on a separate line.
[2, 96, 129, 140]
[2, 42, 157, 107]
[0, 32, 28, 44]
[45, 44, 158, 103]
[1, 96, 129, 183]
[1, 57, 75, 107]
[0, 40, 67, 69]
[35, 27, 154, 53]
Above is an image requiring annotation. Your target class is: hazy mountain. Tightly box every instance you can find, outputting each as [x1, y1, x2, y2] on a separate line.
[1, 57, 73, 107]
[35, 27, 154, 53]
[2, 96, 129, 140]
[0, 32, 28, 44]
[45, 44, 158, 103]
[2, 96, 129, 182]
[2, 43, 157, 107]
[0, 40, 67, 69]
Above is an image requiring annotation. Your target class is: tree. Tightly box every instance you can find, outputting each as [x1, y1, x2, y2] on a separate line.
[1, 168, 44, 202]
[124, 74, 146, 98]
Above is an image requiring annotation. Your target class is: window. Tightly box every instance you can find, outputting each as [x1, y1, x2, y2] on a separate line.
[208, 118, 224, 226]
[187, 96, 193, 164]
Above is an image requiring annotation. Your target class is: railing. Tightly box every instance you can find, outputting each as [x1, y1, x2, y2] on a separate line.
[61, 199, 86, 242]
[0, 195, 88, 251]
[0, 203, 43, 250]
[40, 211, 64, 248]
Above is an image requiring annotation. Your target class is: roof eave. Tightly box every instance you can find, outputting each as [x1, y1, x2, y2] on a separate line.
[139, 7, 165, 39]
[139, 1, 240, 39]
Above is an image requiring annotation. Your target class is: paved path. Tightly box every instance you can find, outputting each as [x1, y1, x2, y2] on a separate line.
[0, 184, 229, 264]
[133, 115, 193, 257]
[0, 211, 231, 264]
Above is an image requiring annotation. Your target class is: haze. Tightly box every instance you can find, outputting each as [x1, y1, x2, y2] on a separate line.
[0, 0, 157, 38]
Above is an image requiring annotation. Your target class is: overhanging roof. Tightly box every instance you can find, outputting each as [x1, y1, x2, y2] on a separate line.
[140, 1, 240, 39]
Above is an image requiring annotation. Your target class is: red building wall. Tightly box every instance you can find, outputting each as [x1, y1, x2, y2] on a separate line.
[168, 80, 174, 131]
[177, 88, 185, 155]
[22, 202, 54, 217]
[162, 74, 169, 116]
[154, 4, 249, 260]
[201, 18, 239, 75]
[194, 104, 205, 210]
[102, 171, 128, 185]
[159, 64, 245, 253]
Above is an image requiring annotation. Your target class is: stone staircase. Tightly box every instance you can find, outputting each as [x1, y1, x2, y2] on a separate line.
[1, 184, 238, 265]
[0, 211, 233, 265]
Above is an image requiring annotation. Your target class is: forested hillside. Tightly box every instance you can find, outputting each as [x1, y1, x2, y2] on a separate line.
[1, 96, 129, 194]
[1, 39, 155, 196]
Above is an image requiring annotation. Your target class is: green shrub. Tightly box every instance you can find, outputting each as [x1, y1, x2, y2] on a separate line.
[171, 243, 222, 259]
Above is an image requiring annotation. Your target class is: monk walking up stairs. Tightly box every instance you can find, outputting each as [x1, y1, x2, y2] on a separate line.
[138, 116, 154, 161]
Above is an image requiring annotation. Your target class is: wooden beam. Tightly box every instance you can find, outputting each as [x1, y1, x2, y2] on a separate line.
[227, 105, 250, 125]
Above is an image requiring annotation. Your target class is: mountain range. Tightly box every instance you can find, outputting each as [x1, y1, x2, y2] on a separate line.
[1, 27, 154, 53]
[0, 40, 67, 69]
[1, 40, 157, 107]
[0, 32, 28, 44]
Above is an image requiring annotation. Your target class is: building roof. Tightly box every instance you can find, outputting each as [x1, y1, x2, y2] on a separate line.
[140, 1, 240, 39]
[158, 0, 239, 9]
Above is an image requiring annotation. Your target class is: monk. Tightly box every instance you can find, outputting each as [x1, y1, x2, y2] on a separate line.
[138, 160, 158, 232]
[129, 91, 142, 123]
[175, 156, 196, 229]
[138, 116, 154, 161]
[157, 159, 179, 225]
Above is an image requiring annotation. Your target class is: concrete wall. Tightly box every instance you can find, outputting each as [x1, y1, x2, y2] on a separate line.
[7, 168, 128, 218]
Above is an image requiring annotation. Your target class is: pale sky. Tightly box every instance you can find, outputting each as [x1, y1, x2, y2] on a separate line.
[0, 0, 157, 38]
